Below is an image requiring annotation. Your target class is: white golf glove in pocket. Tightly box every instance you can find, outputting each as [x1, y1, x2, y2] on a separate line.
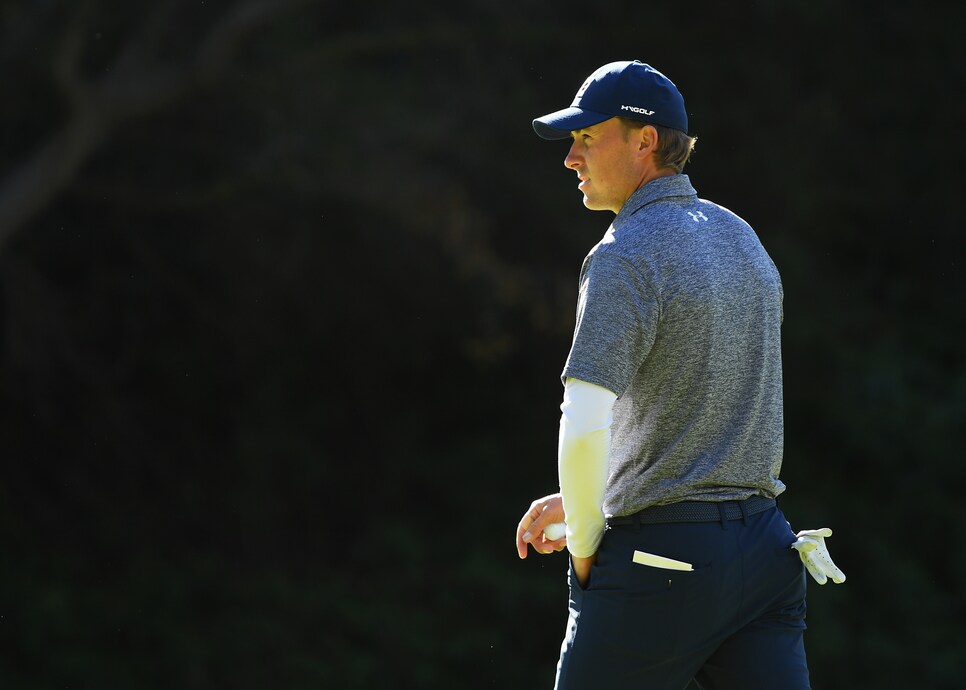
[791, 528, 846, 585]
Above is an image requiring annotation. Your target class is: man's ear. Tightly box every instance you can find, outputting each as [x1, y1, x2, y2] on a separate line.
[637, 124, 659, 156]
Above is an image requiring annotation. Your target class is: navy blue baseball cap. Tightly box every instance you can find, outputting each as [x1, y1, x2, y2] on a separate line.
[533, 60, 688, 139]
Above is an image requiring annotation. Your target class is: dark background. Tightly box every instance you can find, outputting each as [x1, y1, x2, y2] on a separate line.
[1, 1, 963, 688]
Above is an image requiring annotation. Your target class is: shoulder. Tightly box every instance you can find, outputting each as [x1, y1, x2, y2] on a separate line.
[695, 198, 752, 227]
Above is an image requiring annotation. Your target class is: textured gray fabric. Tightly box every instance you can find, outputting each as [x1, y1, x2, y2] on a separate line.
[562, 174, 786, 518]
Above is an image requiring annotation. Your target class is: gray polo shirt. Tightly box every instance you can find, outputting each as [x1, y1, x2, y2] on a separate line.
[562, 174, 786, 517]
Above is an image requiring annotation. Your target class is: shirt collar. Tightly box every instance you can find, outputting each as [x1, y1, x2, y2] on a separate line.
[615, 174, 697, 222]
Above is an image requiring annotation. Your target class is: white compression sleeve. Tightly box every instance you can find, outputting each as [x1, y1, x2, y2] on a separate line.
[558, 377, 617, 558]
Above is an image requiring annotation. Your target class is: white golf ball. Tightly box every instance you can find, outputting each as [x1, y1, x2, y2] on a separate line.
[544, 522, 566, 541]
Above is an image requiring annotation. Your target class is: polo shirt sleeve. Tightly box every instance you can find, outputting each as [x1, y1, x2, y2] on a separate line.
[562, 250, 658, 398]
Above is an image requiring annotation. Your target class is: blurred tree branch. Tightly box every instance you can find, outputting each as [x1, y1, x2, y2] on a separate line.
[0, 0, 314, 251]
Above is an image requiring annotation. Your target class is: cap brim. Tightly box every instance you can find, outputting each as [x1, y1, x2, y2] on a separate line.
[532, 107, 612, 140]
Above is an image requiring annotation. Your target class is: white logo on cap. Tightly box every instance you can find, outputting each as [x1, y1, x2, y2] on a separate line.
[621, 105, 656, 115]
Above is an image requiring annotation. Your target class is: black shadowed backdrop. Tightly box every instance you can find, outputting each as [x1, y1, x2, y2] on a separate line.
[0, 1, 963, 688]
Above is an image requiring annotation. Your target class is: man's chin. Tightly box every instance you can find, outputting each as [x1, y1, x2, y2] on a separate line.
[582, 196, 612, 212]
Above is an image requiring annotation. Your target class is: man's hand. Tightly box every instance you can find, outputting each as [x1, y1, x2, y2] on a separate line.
[516, 493, 568, 558]
[791, 528, 846, 585]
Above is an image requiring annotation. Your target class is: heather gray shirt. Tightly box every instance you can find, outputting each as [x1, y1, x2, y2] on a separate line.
[562, 174, 786, 517]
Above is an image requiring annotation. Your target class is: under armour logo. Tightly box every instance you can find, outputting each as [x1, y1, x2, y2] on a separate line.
[687, 211, 709, 222]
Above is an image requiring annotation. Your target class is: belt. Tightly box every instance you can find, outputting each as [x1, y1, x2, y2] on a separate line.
[606, 495, 776, 527]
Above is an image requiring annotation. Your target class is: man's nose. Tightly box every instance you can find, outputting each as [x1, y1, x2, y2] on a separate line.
[564, 142, 581, 169]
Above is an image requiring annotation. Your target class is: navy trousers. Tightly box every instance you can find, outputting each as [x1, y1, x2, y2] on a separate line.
[554, 502, 810, 690]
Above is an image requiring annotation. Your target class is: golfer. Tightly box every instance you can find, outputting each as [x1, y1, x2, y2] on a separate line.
[514, 60, 833, 689]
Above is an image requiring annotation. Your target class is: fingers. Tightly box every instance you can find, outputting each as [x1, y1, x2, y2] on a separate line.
[522, 508, 555, 555]
[515, 517, 531, 559]
[527, 533, 567, 555]
[543, 535, 568, 553]
[795, 549, 828, 585]
[525, 507, 552, 545]
[805, 559, 830, 585]
[813, 544, 846, 584]
[828, 564, 847, 584]
[798, 546, 847, 585]
[516, 500, 544, 559]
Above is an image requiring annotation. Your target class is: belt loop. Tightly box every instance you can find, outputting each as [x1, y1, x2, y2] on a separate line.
[739, 499, 749, 525]
[717, 502, 729, 530]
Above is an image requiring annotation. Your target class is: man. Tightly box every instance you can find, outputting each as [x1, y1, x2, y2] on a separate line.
[514, 61, 843, 690]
